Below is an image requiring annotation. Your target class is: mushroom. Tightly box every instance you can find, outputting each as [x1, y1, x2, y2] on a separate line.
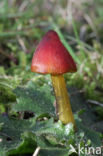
[31, 30, 77, 127]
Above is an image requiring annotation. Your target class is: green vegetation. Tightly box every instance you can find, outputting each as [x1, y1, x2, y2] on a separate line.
[0, 0, 103, 155]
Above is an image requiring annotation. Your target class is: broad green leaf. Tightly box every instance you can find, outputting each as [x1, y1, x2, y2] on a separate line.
[0, 115, 34, 153]
[32, 119, 75, 156]
[76, 120, 102, 147]
[8, 132, 37, 156]
[0, 115, 75, 156]
[0, 115, 102, 156]
[13, 81, 55, 116]
[33, 119, 74, 144]
[0, 148, 5, 156]
[39, 147, 70, 156]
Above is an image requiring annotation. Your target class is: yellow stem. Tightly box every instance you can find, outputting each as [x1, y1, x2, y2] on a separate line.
[51, 74, 75, 127]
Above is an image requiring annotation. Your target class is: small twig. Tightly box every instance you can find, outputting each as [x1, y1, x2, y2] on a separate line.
[0, 49, 11, 59]
[0, 75, 21, 80]
[70, 90, 84, 95]
[0, 132, 12, 140]
[16, 22, 27, 52]
[19, 1, 29, 12]
[87, 100, 103, 107]
[0, 138, 2, 142]
[0, 48, 17, 64]
[17, 37, 27, 52]
[84, 14, 99, 41]
[33, 147, 40, 156]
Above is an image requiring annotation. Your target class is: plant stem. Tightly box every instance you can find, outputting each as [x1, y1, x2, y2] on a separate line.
[51, 74, 75, 127]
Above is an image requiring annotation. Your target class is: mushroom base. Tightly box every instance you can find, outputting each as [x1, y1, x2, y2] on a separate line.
[51, 74, 75, 127]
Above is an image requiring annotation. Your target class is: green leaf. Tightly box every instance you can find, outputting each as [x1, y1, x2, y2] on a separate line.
[0, 115, 34, 153]
[13, 82, 55, 116]
[33, 119, 74, 144]
[33, 119, 74, 156]
[0, 115, 74, 156]
[76, 120, 102, 147]
[0, 114, 102, 156]
[0, 148, 6, 156]
[39, 147, 69, 156]
[8, 132, 37, 156]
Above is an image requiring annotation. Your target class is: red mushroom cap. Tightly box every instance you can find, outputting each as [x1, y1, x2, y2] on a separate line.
[31, 30, 77, 75]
